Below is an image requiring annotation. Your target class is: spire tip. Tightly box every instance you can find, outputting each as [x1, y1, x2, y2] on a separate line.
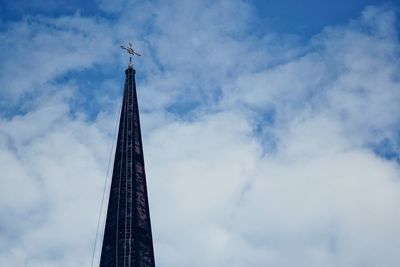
[121, 42, 141, 67]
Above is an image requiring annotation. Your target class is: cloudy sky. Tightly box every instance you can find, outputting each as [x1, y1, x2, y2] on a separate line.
[1, 0, 400, 266]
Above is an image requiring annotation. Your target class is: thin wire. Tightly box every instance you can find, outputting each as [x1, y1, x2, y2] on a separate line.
[90, 97, 123, 267]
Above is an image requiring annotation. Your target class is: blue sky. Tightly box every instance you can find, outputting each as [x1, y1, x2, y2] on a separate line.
[253, 0, 398, 35]
[1, 1, 400, 267]
[1, 0, 398, 35]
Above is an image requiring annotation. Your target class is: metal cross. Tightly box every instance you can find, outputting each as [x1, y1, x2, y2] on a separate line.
[120, 42, 141, 65]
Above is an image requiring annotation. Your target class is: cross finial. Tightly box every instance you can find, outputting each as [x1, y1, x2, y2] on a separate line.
[120, 42, 141, 67]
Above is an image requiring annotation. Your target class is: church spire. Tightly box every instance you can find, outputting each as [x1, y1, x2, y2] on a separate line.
[99, 47, 155, 266]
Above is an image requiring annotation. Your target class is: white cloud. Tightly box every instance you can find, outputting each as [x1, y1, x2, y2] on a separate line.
[0, 14, 117, 103]
[0, 2, 400, 267]
[227, 5, 400, 149]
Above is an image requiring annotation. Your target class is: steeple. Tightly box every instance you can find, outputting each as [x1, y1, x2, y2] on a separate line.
[99, 64, 155, 267]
